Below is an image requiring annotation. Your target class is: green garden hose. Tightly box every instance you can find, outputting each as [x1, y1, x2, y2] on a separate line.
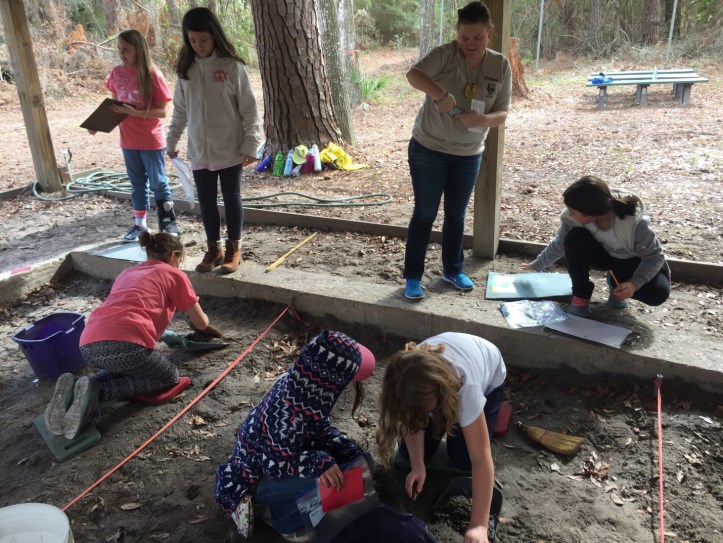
[31, 171, 392, 208]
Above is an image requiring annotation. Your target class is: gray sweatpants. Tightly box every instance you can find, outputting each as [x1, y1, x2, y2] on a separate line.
[80, 340, 179, 402]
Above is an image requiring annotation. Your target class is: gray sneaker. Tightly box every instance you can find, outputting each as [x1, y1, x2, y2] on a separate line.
[63, 376, 101, 440]
[123, 224, 149, 242]
[44, 373, 75, 435]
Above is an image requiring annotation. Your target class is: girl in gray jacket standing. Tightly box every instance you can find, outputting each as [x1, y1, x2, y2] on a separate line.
[522, 176, 670, 317]
[167, 7, 261, 274]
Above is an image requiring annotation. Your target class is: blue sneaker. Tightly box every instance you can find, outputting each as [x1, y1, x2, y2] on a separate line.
[567, 296, 591, 318]
[442, 273, 474, 291]
[405, 279, 424, 300]
[606, 273, 628, 309]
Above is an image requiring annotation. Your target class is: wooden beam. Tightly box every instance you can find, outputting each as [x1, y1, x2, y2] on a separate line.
[0, 0, 62, 192]
[472, 0, 510, 259]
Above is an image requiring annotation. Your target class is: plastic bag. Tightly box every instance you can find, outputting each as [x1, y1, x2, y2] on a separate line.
[171, 157, 195, 208]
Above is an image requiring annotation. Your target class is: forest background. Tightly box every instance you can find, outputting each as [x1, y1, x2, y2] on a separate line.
[0, 0, 721, 102]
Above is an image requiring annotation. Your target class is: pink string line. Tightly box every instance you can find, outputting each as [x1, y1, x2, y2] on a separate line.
[62, 305, 290, 512]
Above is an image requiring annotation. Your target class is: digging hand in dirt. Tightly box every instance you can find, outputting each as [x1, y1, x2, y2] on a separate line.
[190, 321, 224, 338]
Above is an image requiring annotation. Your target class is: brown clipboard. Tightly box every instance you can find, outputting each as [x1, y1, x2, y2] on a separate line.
[80, 98, 135, 133]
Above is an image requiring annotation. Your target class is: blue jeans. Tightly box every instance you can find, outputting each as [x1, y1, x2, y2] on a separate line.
[404, 138, 483, 279]
[192, 165, 243, 241]
[254, 453, 375, 534]
[399, 384, 504, 472]
[122, 149, 173, 211]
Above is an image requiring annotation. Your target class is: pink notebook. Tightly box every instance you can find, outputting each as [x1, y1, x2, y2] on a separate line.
[319, 466, 364, 512]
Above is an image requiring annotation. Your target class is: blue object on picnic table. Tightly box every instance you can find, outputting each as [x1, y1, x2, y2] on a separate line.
[591, 72, 613, 84]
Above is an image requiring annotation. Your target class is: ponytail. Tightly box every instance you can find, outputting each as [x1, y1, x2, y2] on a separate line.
[564, 175, 641, 219]
[139, 231, 184, 263]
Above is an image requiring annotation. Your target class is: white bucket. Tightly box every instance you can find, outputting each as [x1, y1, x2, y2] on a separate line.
[0, 503, 74, 543]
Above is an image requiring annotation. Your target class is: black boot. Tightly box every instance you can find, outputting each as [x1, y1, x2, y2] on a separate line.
[157, 200, 180, 236]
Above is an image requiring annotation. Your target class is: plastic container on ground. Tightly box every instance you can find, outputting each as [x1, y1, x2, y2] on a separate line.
[12, 312, 86, 380]
[0, 503, 74, 543]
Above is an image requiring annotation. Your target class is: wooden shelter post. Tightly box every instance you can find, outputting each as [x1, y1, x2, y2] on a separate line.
[0, 0, 62, 192]
[472, 0, 510, 259]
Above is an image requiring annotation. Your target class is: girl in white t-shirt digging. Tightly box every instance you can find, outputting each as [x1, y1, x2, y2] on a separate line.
[377, 332, 506, 543]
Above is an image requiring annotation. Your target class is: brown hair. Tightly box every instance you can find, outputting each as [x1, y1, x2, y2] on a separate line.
[139, 231, 184, 263]
[118, 29, 155, 111]
[457, 1, 493, 29]
[376, 342, 462, 466]
[563, 175, 641, 219]
[176, 7, 245, 80]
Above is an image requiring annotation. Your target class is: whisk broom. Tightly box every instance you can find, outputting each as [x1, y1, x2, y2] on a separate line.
[517, 421, 584, 455]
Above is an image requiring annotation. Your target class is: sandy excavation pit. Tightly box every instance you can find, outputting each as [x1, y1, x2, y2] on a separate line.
[0, 271, 721, 543]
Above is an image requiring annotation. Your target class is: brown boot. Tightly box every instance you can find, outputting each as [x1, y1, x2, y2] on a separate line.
[220, 239, 241, 274]
[196, 240, 224, 272]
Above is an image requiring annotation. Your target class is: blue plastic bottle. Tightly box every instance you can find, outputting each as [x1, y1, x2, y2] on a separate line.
[283, 150, 294, 177]
[255, 155, 272, 172]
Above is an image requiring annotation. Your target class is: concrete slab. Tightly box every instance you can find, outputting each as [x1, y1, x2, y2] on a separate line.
[67, 248, 723, 393]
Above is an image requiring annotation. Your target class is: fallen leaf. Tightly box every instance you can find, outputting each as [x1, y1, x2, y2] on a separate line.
[120, 502, 142, 510]
[684, 453, 703, 467]
[253, 374, 260, 383]
[624, 437, 633, 447]
[698, 416, 718, 426]
[611, 493, 624, 506]
[189, 517, 207, 524]
[676, 471, 684, 483]
[550, 463, 560, 472]
[604, 483, 617, 493]
[188, 415, 206, 427]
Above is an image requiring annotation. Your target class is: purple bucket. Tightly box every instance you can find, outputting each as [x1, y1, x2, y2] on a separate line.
[11, 312, 87, 380]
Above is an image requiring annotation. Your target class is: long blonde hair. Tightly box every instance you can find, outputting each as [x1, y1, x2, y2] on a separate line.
[118, 29, 154, 111]
[376, 342, 461, 465]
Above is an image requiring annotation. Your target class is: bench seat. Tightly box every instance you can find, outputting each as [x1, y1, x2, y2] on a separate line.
[585, 69, 708, 107]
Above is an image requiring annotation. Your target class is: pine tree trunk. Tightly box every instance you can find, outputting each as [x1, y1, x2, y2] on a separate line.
[589, 0, 604, 54]
[165, 0, 180, 26]
[252, 0, 345, 157]
[663, 0, 680, 38]
[642, 0, 661, 45]
[104, 0, 121, 36]
[418, 0, 435, 59]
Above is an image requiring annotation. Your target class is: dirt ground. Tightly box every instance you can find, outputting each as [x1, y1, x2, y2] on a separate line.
[0, 276, 721, 542]
[0, 49, 722, 542]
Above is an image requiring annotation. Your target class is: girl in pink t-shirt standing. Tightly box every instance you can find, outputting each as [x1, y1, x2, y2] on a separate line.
[99, 29, 179, 241]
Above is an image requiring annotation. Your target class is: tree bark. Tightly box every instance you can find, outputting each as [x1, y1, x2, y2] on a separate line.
[317, 0, 356, 143]
[418, 0, 435, 59]
[642, 0, 661, 45]
[165, 0, 180, 26]
[663, 0, 680, 38]
[339, 0, 362, 105]
[252, 0, 345, 157]
[104, 0, 121, 36]
[589, 0, 604, 55]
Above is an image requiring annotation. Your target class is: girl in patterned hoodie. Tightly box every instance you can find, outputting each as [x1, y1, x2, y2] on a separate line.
[214, 330, 376, 538]
[522, 175, 670, 317]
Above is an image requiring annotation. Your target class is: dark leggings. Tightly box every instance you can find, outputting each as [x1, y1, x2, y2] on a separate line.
[193, 164, 243, 241]
[400, 384, 504, 471]
[81, 341, 179, 402]
[564, 227, 670, 305]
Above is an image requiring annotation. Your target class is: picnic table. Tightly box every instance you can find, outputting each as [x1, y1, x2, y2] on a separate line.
[587, 69, 709, 108]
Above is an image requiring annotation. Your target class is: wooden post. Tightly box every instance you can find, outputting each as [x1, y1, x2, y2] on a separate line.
[472, 0, 510, 259]
[0, 0, 62, 192]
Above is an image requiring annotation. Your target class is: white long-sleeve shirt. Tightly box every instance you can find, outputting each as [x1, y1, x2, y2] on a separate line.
[167, 52, 261, 170]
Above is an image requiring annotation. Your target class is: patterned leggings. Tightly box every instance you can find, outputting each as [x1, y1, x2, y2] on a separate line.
[80, 341, 179, 403]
